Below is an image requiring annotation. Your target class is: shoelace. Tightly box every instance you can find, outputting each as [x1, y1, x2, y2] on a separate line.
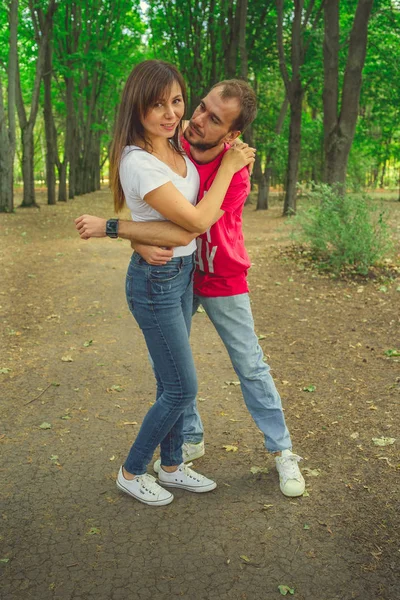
[137, 473, 162, 494]
[180, 463, 201, 482]
[278, 454, 303, 481]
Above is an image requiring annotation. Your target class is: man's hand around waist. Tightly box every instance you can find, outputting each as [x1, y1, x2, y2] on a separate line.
[131, 242, 173, 265]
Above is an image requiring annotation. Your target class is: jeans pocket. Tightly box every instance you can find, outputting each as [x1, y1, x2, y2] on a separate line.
[148, 263, 182, 283]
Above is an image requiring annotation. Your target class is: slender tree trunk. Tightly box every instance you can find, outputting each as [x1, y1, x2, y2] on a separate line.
[284, 82, 303, 215]
[66, 77, 76, 199]
[15, 0, 57, 207]
[20, 124, 38, 208]
[323, 0, 374, 189]
[257, 95, 289, 210]
[58, 161, 67, 201]
[43, 38, 56, 205]
[0, 0, 18, 213]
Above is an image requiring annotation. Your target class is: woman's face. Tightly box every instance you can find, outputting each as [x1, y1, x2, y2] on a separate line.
[141, 81, 184, 142]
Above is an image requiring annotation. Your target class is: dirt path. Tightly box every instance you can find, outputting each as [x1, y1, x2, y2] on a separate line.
[1, 191, 399, 600]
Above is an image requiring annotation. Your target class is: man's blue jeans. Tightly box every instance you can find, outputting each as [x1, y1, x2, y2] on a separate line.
[184, 293, 292, 453]
[124, 252, 197, 475]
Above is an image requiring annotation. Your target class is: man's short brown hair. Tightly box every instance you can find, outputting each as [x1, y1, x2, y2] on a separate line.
[211, 79, 257, 133]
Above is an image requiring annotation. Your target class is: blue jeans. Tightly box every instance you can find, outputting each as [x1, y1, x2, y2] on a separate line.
[184, 293, 292, 453]
[124, 252, 197, 475]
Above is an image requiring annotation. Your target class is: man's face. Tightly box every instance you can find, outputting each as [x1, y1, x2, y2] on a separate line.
[184, 87, 241, 151]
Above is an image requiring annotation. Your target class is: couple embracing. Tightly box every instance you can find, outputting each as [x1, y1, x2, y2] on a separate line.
[75, 60, 305, 507]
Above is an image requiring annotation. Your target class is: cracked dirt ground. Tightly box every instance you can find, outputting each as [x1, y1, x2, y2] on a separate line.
[1, 191, 399, 600]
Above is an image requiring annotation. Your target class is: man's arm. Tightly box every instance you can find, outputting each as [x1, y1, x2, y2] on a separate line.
[74, 215, 197, 247]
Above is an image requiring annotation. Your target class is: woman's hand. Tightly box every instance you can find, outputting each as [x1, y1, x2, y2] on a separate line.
[222, 142, 256, 174]
[75, 215, 107, 239]
[132, 242, 173, 265]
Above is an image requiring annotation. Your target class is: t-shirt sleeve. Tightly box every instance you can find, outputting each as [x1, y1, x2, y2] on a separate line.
[120, 150, 171, 198]
[220, 167, 250, 214]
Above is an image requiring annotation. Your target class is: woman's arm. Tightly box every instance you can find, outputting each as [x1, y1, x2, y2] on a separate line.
[144, 144, 254, 234]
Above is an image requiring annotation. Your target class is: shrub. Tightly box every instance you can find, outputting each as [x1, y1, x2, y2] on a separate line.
[293, 184, 393, 274]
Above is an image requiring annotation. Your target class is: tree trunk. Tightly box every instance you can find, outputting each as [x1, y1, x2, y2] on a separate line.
[0, 0, 18, 213]
[43, 37, 56, 205]
[15, 0, 57, 208]
[58, 161, 67, 201]
[256, 172, 269, 210]
[323, 0, 374, 190]
[20, 124, 38, 208]
[284, 83, 303, 215]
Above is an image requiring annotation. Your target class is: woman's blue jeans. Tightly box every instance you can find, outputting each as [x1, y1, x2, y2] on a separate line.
[124, 252, 197, 475]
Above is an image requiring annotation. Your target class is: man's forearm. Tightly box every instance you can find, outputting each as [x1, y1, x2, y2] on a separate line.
[118, 219, 197, 247]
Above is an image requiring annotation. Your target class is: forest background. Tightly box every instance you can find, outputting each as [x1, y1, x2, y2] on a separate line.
[0, 0, 399, 217]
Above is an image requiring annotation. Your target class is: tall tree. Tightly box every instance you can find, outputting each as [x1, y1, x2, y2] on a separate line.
[15, 0, 57, 207]
[276, 0, 324, 215]
[0, 0, 18, 213]
[323, 0, 374, 189]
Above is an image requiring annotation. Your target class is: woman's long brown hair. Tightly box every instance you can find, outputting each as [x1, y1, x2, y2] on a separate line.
[109, 60, 187, 213]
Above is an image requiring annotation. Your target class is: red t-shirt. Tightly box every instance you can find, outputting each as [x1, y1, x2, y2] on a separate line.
[182, 138, 251, 297]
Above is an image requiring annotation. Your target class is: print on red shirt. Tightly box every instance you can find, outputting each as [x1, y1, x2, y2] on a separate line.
[181, 138, 251, 297]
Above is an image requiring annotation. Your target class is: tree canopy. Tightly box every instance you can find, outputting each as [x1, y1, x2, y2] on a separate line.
[0, 0, 399, 213]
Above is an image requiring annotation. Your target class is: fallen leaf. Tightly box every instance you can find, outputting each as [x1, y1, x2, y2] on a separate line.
[109, 385, 123, 392]
[87, 527, 101, 535]
[303, 468, 320, 477]
[83, 340, 94, 347]
[384, 349, 400, 357]
[278, 584, 295, 596]
[222, 445, 238, 452]
[196, 306, 205, 313]
[261, 504, 274, 510]
[109, 455, 116, 461]
[372, 437, 395, 447]
[61, 415, 71, 420]
[258, 334, 267, 340]
[61, 355, 73, 362]
[0, 558, 10, 564]
[303, 385, 316, 392]
[303, 524, 310, 530]
[0, 368, 11, 374]
[240, 555, 250, 563]
[250, 466, 269, 474]
[39, 422, 52, 430]
[302, 489, 310, 497]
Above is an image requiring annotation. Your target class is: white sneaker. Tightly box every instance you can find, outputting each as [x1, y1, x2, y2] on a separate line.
[275, 450, 305, 497]
[116, 467, 173, 506]
[158, 463, 217, 493]
[153, 439, 205, 474]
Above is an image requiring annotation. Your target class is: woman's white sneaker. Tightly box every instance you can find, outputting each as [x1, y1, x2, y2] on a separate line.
[158, 463, 216, 493]
[153, 439, 205, 474]
[275, 450, 305, 497]
[116, 467, 173, 506]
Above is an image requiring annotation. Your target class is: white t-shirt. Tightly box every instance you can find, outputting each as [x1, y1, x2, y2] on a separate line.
[120, 146, 200, 257]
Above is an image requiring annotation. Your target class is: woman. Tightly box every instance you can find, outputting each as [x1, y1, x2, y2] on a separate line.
[109, 60, 254, 506]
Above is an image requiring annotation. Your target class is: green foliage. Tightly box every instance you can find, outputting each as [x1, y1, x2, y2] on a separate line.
[293, 184, 393, 274]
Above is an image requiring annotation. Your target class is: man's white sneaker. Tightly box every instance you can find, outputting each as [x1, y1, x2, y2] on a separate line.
[158, 463, 217, 493]
[275, 450, 305, 497]
[153, 439, 205, 474]
[116, 467, 173, 506]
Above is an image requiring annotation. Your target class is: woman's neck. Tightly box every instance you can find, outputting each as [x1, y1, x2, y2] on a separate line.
[134, 135, 171, 156]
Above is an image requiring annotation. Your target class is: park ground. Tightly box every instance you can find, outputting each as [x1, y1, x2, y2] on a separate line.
[0, 190, 399, 600]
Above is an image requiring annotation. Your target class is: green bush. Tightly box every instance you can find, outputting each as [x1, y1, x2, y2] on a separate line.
[293, 184, 393, 274]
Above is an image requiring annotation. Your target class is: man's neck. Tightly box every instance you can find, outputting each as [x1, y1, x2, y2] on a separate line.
[189, 143, 226, 165]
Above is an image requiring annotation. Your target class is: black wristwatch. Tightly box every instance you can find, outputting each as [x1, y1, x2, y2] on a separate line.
[106, 218, 119, 238]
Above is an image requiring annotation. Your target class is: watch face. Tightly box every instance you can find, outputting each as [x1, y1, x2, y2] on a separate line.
[106, 219, 119, 238]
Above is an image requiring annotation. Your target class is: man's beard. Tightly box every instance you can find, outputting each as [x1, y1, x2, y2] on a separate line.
[184, 127, 225, 152]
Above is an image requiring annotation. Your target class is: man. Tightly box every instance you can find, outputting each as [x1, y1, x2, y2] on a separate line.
[75, 80, 305, 497]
